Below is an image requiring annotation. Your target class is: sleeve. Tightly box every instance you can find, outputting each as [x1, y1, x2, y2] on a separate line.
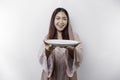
[65, 33, 83, 77]
[38, 37, 55, 78]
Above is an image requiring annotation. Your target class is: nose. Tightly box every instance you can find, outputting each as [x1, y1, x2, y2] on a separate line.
[60, 19, 63, 24]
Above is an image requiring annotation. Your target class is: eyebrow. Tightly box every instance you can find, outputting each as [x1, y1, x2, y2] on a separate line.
[63, 17, 67, 18]
[56, 16, 67, 18]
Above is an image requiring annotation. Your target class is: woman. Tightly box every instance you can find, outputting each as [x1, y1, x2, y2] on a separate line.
[39, 8, 82, 80]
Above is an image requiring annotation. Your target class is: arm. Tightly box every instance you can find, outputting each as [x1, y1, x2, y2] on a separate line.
[65, 33, 83, 77]
[38, 36, 55, 78]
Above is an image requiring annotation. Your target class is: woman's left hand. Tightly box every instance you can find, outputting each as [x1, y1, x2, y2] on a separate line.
[66, 46, 75, 50]
[66, 42, 80, 50]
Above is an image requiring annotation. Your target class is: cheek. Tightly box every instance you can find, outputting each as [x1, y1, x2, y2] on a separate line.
[64, 21, 68, 26]
[54, 20, 58, 24]
[54, 21, 57, 26]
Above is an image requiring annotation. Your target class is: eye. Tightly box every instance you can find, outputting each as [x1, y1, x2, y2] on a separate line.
[63, 17, 67, 20]
[63, 18, 67, 20]
[56, 17, 60, 20]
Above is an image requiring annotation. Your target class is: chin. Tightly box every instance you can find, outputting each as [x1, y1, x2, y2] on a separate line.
[57, 28, 63, 31]
[57, 29, 63, 32]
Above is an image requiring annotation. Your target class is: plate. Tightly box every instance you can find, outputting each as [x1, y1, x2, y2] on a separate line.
[44, 39, 80, 46]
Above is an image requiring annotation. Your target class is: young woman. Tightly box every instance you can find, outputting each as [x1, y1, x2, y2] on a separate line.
[39, 8, 82, 80]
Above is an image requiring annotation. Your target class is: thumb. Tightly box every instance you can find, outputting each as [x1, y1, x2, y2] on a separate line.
[43, 40, 49, 45]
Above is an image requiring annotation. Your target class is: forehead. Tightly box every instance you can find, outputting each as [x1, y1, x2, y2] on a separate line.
[55, 11, 67, 17]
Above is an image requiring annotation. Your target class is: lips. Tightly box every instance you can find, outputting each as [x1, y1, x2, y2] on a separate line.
[58, 25, 64, 28]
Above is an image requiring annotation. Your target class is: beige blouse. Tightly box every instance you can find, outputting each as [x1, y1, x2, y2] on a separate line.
[39, 33, 82, 80]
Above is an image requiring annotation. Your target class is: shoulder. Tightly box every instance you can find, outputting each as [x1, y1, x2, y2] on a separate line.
[73, 32, 80, 41]
[43, 34, 49, 40]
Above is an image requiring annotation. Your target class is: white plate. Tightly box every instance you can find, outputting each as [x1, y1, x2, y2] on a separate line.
[45, 39, 80, 46]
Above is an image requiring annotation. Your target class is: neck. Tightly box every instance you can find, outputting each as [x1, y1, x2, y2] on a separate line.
[57, 31, 62, 39]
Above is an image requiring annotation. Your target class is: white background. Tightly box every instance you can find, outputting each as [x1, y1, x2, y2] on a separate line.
[0, 0, 120, 80]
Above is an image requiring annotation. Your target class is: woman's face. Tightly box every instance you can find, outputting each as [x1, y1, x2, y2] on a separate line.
[54, 11, 68, 32]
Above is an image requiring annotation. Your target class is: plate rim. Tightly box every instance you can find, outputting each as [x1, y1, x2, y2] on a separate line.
[44, 39, 80, 46]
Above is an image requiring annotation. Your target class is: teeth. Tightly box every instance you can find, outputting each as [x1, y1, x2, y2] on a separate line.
[59, 26, 64, 28]
[59, 25, 63, 26]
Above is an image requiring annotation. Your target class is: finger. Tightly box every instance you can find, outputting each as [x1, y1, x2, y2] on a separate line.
[66, 46, 74, 50]
[74, 42, 80, 47]
[49, 45, 56, 51]
[52, 45, 56, 49]
[43, 40, 49, 45]
[49, 44, 52, 47]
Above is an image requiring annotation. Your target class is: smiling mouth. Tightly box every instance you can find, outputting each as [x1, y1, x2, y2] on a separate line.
[58, 25, 64, 28]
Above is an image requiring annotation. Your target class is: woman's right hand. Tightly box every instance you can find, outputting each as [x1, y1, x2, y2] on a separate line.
[43, 40, 56, 51]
